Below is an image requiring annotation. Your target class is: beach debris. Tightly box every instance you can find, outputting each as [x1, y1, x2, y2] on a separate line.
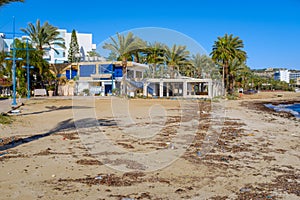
[175, 188, 186, 194]
[95, 175, 102, 180]
[52, 174, 56, 178]
[170, 143, 175, 149]
[10, 109, 21, 114]
[165, 142, 175, 149]
[221, 157, 229, 163]
[240, 187, 251, 192]
[197, 151, 202, 157]
[0, 152, 8, 157]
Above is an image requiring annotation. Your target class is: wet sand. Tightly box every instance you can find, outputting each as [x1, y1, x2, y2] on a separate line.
[0, 92, 299, 199]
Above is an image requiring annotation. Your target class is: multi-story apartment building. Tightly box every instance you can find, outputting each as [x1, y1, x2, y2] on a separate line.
[45, 29, 97, 64]
[274, 70, 290, 83]
[289, 70, 300, 82]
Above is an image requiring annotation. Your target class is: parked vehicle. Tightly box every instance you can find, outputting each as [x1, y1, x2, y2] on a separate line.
[243, 89, 258, 94]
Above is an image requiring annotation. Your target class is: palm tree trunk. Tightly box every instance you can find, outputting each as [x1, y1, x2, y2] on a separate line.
[152, 63, 156, 78]
[122, 56, 127, 96]
[224, 61, 229, 94]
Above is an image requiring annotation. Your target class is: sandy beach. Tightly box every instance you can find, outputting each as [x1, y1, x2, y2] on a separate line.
[0, 92, 299, 200]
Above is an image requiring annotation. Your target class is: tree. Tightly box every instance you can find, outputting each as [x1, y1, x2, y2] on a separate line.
[164, 44, 191, 78]
[145, 42, 166, 78]
[103, 32, 145, 76]
[107, 51, 118, 61]
[103, 32, 145, 95]
[21, 19, 65, 54]
[68, 29, 80, 63]
[0, 0, 24, 7]
[4, 39, 49, 96]
[87, 50, 100, 57]
[191, 54, 219, 80]
[0, 51, 9, 78]
[210, 34, 247, 93]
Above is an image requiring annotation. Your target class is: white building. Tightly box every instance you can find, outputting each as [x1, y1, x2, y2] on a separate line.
[44, 29, 97, 64]
[0, 33, 11, 52]
[290, 71, 300, 82]
[274, 70, 290, 83]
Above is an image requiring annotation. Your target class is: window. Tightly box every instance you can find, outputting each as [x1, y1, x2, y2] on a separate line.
[79, 65, 96, 77]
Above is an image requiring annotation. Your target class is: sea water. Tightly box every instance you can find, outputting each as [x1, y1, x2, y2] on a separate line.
[265, 103, 300, 118]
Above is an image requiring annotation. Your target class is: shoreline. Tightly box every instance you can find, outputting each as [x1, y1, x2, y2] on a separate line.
[239, 92, 300, 120]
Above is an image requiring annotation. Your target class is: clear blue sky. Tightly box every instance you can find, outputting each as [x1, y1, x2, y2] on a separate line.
[0, 0, 299, 69]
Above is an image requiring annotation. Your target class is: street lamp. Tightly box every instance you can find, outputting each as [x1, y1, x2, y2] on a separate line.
[21, 36, 35, 99]
[22, 65, 34, 99]
[4, 17, 19, 107]
[5, 56, 23, 106]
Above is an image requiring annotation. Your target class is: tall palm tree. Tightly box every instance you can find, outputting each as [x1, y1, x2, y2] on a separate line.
[0, 0, 24, 7]
[191, 54, 216, 79]
[228, 58, 248, 91]
[145, 42, 166, 78]
[164, 44, 191, 78]
[13, 39, 49, 92]
[21, 19, 65, 54]
[210, 34, 247, 93]
[103, 32, 145, 95]
[103, 32, 145, 76]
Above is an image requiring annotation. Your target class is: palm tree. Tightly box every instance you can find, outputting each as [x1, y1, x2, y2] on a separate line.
[164, 44, 191, 78]
[191, 54, 216, 79]
[145, 42, 166, 78]
[0, 0, 24, 7]
[8, 38, 50, 94]
[0, 51, 8, 78]
[21, 19, 65, 54]
[103, 32, 145, 95]
[210, 34, 247, 93]
[228, 58, 246, 92]
[103, 32, 145, 76]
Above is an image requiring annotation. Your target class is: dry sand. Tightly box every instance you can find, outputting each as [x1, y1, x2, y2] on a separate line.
[0, 92, 299, 200]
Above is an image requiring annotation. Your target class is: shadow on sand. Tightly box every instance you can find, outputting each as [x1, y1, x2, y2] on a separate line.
[0, 117, 118, 152]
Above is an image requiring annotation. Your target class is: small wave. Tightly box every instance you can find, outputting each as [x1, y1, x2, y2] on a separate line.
[264, 103, 300, 118]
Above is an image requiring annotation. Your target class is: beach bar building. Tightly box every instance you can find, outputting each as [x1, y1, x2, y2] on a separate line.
[141, 78, 223, 98]
[58, 61, 148, 96]
[57, 61, 223, 98]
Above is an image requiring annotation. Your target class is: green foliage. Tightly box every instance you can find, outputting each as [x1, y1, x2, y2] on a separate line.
[107, 51, 118, 61]
[164, 44, 191, 72]
[68, 29, 80, 63]
[103, 32, 146, 66]
[190, 54, 220, 80]
[112, 88, 119, 95]
[0, 0, 24, 7]
[87, 50, 100, 57]
[210, 34, 247, 93]
[83, 88, 89, 95]
[21, 19, 65, 54]
[0, 114, 14, 125]
[227, 94, 238, 100]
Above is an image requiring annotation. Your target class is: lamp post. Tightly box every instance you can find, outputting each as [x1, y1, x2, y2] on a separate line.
[21, 37, 35, 99]
[4, 17, 36, 104]
[11, 17, 17, 107]
[111, 61, 114, 91]
[4, 17, 23, 107]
